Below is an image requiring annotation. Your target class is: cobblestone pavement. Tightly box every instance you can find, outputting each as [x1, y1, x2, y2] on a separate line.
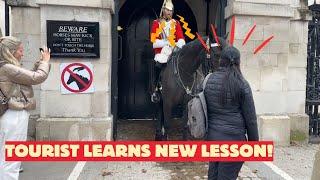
[81, 120, 262, 180]
[21, 119, 318, 180]
[78, 162, 261, 180]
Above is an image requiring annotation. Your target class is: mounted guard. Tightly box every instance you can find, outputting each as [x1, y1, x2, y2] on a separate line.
[150, 0, 186, 103]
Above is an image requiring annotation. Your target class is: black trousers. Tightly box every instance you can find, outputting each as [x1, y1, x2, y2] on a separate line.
[208, 161, 244, 180]
[154, 62, 166, 87]
[206, 129, 246, 180]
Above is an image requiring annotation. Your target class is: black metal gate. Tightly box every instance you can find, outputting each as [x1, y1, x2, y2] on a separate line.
[306, 5, 320, 138]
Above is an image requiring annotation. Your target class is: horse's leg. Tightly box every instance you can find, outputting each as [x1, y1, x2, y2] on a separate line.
[182, 104, 189, 140]
[182, 94, 193, 141]
[155, 100, 163, 141]
[162, 99, 172, 141]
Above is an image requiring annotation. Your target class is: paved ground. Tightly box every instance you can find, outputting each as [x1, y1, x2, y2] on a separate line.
[17, 119, 319, 180]
[273, 143, 320, 180]
[19, 161, 261, 180]
[76, 162, 262, 180]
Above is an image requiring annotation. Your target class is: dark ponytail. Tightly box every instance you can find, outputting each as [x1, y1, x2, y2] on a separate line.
[219, 47, 244, 106]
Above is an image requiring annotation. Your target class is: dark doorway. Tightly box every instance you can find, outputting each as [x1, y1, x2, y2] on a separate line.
[118, 8, 156, 119]
[118, 0, 198, 120]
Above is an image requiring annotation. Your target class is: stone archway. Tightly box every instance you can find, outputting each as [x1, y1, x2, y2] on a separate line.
[117, 0, 198, 120]
[119, 0, 225, 35]
[119, 0, 199, 34]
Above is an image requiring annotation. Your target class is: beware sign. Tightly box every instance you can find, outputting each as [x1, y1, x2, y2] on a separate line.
[60, 62, 94, 94]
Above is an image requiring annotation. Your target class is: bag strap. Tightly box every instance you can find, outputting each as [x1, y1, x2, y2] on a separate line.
[0, 88, 7, 100]
[0, 84, 15, 104]
[20, 89, 29, 103]
[202, 73, 212, 90]
[201, 73, 212, 138]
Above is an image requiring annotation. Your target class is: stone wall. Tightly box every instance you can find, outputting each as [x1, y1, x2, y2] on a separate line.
[226, 0, 310, 115]
[9, 0, 115, 140]
[225, 0, 310, 145]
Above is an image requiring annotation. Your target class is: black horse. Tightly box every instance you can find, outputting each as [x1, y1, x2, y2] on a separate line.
[155, 36, 228, 140]
[67, 68, 89, 90]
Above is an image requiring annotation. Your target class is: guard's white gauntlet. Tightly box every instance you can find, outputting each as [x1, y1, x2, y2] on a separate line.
[153, 39, 169, 48]
[176, 39, 186, 49]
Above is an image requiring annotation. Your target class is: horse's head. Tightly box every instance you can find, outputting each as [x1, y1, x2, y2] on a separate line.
[67, 75, 74, 85]
[197, 35, 229, 75]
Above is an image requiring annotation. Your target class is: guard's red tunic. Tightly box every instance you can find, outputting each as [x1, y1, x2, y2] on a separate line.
[150, 19, 185, 54]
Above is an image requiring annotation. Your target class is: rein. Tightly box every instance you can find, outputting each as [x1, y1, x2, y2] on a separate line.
[171, 48, 209, 97]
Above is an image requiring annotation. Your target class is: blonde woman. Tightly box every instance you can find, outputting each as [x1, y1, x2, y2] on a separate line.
[0, 36, 50, 180]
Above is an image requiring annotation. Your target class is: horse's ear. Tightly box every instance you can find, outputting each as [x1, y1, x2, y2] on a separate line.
[206, 37, 210, 50]
[196, 32, 210, 53]
[210, 24, 220, 46]
[217, 36, 229, 50]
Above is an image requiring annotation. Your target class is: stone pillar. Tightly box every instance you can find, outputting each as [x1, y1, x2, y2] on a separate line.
[225, 0, 310, 145]
[33, 0, 115, 140]
[0, 0, 5, 37]
[8, 1, 42, 140]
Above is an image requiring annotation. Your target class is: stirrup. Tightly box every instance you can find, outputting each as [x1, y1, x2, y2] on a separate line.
[151, 92, 160, 103]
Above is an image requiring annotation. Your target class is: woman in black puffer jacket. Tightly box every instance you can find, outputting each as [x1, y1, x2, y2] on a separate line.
[204, 46, 259, 180]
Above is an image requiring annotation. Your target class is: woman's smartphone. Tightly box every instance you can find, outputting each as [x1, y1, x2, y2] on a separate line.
[39, 48, 44, 52]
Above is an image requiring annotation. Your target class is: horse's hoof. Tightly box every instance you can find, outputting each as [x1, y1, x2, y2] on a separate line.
[155, 134, 162, 141]
[162, 134, 168, 141]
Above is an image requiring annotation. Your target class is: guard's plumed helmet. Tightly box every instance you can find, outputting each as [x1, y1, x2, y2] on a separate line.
[163, 0, 174, 11]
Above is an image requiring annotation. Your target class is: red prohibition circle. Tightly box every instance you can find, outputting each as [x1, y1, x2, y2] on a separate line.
[61, 63, 93, 93]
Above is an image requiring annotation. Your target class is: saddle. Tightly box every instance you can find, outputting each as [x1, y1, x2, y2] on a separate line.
[155, 48, 179, 91]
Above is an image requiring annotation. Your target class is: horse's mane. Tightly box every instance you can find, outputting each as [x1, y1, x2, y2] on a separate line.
[177, 38, 204, 59]
[180, 39, 203, 53]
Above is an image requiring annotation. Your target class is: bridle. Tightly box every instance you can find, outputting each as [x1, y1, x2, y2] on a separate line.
[172, 42, 219, 97]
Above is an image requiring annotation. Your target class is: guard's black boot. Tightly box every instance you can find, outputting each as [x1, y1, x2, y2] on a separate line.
[151, 63, 162, 103]
[162, 133, 168, 141]
[155, 131, 162, 141]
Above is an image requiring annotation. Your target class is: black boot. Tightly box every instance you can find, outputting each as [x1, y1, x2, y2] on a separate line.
[151, 64, 162, 103]
[155, 131, 162, 141]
